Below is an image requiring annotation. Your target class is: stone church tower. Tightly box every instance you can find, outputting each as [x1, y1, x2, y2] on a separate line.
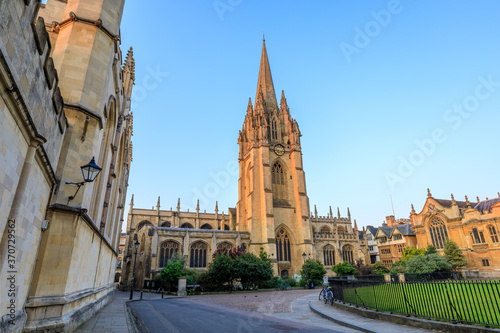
[237, 39, 313, 277]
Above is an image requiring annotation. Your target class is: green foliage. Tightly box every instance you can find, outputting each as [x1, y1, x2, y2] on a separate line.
[208, 253, 236, 291]
[196, 272, 218, 292]
[160, 261, 184, 284]
[426, 244, 437, 254]
[301, 259, 326, 286]
[390, 260, 406, 274]
[284, 278, 297, 287]
[401, 246, 426, 262]
[444, 239, 467, 270]
[354, 259, 374, 275]
[371, 261, 389, 275]
[332, 261, 357, 276]
[234, 253, 273, 290]
[259, 247, 272, 264]
[262, 276, 281, 289]
[406, 254, 452, 274]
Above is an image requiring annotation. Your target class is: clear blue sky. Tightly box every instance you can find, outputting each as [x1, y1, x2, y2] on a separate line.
[120, 0, 500, 230]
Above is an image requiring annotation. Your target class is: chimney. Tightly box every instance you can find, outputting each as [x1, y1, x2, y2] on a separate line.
[386, 215, 396, 227]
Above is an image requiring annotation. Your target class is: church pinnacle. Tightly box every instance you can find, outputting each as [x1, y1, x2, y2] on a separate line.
[255, 38, 278, 111]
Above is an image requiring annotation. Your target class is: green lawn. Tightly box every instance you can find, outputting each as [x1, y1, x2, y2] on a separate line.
[341, 281, 500, 327]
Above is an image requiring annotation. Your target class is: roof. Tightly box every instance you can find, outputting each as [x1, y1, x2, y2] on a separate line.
[367, 227, 378, 236]
[474, 197, 500, 213]
[377, 227, 392, 237]
[395, 224, 415, 236]
[434, 199, 469, 209]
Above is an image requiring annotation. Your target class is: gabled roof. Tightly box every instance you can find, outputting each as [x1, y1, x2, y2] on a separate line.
[394, 224, 415, 236]
[367, 227, 378, 236]
[474, 197, 500, 213]
[434, 199, 468, 209]
[375, 227, 392, 238]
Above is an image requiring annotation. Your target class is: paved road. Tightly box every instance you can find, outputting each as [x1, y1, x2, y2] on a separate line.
[128, 297, 347, 333]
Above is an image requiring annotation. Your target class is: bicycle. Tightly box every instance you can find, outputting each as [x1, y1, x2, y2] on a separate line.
[325, 287, 333, 305]
[279, 282, 291, 291]
[318, 286, 327, 301]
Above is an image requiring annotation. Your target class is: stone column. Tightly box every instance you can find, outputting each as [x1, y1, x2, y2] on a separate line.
[178, 277, 187, 296]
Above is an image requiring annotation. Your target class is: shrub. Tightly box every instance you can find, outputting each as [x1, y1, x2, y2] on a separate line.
[234, 253, 273, 290]
[332, 261, 357, 276]
[262, 276, 280, 289]
[301, 259, 327, 283]
[401, 246, 425, 262]
[406, 254, 452, 274]
[426, 244, 437, 254]
[196, 271, 218, 292]
[284, 278, 297, 287]
[371, 261, 389, 275]
[354, 259, 374, 275]
[208, 253, 236, 291]
[444, 239, 467, 270]
[390, 260, 406, 274]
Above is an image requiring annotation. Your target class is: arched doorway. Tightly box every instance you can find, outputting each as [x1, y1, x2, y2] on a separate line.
[280, 269, 289, 279]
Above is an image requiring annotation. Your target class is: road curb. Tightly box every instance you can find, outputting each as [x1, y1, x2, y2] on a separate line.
[308, 301, 378, 333]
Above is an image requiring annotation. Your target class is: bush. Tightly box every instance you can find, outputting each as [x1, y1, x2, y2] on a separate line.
[406, 254, 452, 274]
[444, 239, 467, 270]
[372, 261, 389, 275]
[401, 246, 425, 262]
[354, 259, 374, 275]
[196, 271, 218, 292]
[426, 244, 437, 254]
[390, 260, 406, 274]
[332, 261, 357, 276]
[208, 253, 236, 291]
[262, 276, 280, 289]
[234, 253, 273, 290]
[301, 259, 327, 283]
[284, 278, 296, 287]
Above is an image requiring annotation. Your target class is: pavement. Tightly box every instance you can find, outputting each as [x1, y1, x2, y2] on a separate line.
[74, 289, 436, 333]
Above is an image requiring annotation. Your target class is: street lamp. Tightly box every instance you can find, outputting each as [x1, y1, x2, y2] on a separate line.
[66, 157, 102, 203]
[302, 252, 308, 288]
[129, 240, 140, 300]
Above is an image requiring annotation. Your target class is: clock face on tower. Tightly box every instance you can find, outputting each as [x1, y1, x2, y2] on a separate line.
[274, 144, 285, 156]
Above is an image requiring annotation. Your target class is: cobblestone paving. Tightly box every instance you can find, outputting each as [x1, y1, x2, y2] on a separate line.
[190, 289, 318, 313]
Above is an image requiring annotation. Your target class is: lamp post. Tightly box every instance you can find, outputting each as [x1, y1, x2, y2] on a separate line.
[66, 157, 102, 203]
[129, 240, 140, 300]
[302, 252, 308, 288]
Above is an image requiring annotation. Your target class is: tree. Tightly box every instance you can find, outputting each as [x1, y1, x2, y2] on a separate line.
[354, 259, 374, 275]
[426, 244, 437, 254]
[406, 253, 451, 274]
[160, 261, 184, 290]
[389, 260, 406, 274]
[400, 246, 425, 262]
[332, 261, 357, 276]
[302, 259, 327, 286]
[212, 246, 246, 259]
[444, 239, 467, 270]
[371, 261, 389, 275]
[234, 253, 273, 290]
[208, 253, 236, 291]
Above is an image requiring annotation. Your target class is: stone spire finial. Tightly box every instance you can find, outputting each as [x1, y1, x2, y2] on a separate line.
[337, 207, 341, 219]
[246, 98, 253, 114]
[329, 206, 333, 219]
[465, 195, 470, 208]
[196, 199, 200, 213]
[354, 219, 358, 231]
[314, 205, 318, 218]
[177, 198, 180, 212]
[215, 201, 218, 214]
[411, 204, 415, 214]
[498, 192, 500, 198]
[477, 196, 480, 203]
[280, 90, 288, 111]
[347, 207, 351, 220]
[486, 197, 489, 200]
[255, 38, 277, 111]
[451, 193, 456, 205]
[157, 196, 161, 211]
[123, 46, 135, 81]
[427, 188, 432, 198]
[129, 194, 134, 214]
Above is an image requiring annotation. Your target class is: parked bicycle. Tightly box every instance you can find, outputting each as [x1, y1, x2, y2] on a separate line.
[325, 286, 333, 305]
[279, 281, 291, 291]
[319, 286, 327, 301]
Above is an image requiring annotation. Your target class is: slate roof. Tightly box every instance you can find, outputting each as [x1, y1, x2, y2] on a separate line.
[474, 197, 500, 213]
[367, 227, 378, 236]
[434, 199, 469, 209]
[378, 227, 392, 237]
[395, 223, 415, 236]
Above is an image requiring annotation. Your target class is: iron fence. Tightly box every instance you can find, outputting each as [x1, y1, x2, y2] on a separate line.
[329, 277, 500, 328]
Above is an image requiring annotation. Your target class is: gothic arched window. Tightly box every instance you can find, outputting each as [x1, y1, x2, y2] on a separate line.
[190, 242, 207, 268]
[272, 162, 286, 202]
[489, 225, 499, 243]
[180, 223, 194, 229]
[160, 221, 171, 227]
[271, 119, 278, 140]
[136, 220, 152, 231]
[217, 242, 233, 251]
[337, 226, 345, 234]
[429, 217, 448, 249]
[159, 241, 179, 267]
[241, 243, 247, 251]
[320, 226, 331, 234]
[276, 228, 291, 262]
[323, 245, 335, 266]
[342, 245, 354, 264]
[200, 223, 213, 230]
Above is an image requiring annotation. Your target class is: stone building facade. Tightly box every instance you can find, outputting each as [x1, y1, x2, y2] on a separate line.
[121, 39, 368, 288]
[412, 190, 500, 277]
[0, 0, 134, 331]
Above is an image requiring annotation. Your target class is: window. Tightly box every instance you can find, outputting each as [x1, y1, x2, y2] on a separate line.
[241, 243, 247, 251]
[382, 260, 392, 268]
[379, 236, 387, 243]
[366, 234, 372, 241]
[217, 242, 233, 251]
[180, 223, 194, 229]
[397, 244, 405, 253]
[160, 221, 171, 227]
[190, 242, 207, 268]
[200, 223, 213, 230]
[489, 226, 499, 243]
[323, 245, 335, 266]
[482, 259, 490, 267]
[368, 246, 374, 252]
[342, 245, 354, 264]
[472, 228, 486, 244]
[272, 162, 286, 202]
[118, 249, 122, 254]
[338, 226, 345, 234]
[320, 226, 331, 234]
[276, 228, 291, 262]
[381, 248, 391, 255]
[116, 260, 122, 269]
[159, 241, 179, 267]
[271, 119, 278, 140]
[393, 234, 402, 240]
[429, 217, 448, 249]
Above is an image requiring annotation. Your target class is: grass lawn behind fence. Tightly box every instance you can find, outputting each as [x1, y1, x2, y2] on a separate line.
[343, 281, 500, 327]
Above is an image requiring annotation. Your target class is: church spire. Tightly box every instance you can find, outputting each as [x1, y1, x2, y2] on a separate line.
[255, 38, 277, 111]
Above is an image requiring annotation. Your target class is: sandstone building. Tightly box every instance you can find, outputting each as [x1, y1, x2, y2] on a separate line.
[0, 0, 134, 331]
[412, 189, 500, 277]
[122, 39, 368, 289]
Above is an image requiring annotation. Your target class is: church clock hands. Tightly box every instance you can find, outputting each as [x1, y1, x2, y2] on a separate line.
[274, 144, 285, 156]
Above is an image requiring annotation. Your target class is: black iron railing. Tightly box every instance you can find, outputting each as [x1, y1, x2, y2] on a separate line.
[328, 276, 500, 328]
